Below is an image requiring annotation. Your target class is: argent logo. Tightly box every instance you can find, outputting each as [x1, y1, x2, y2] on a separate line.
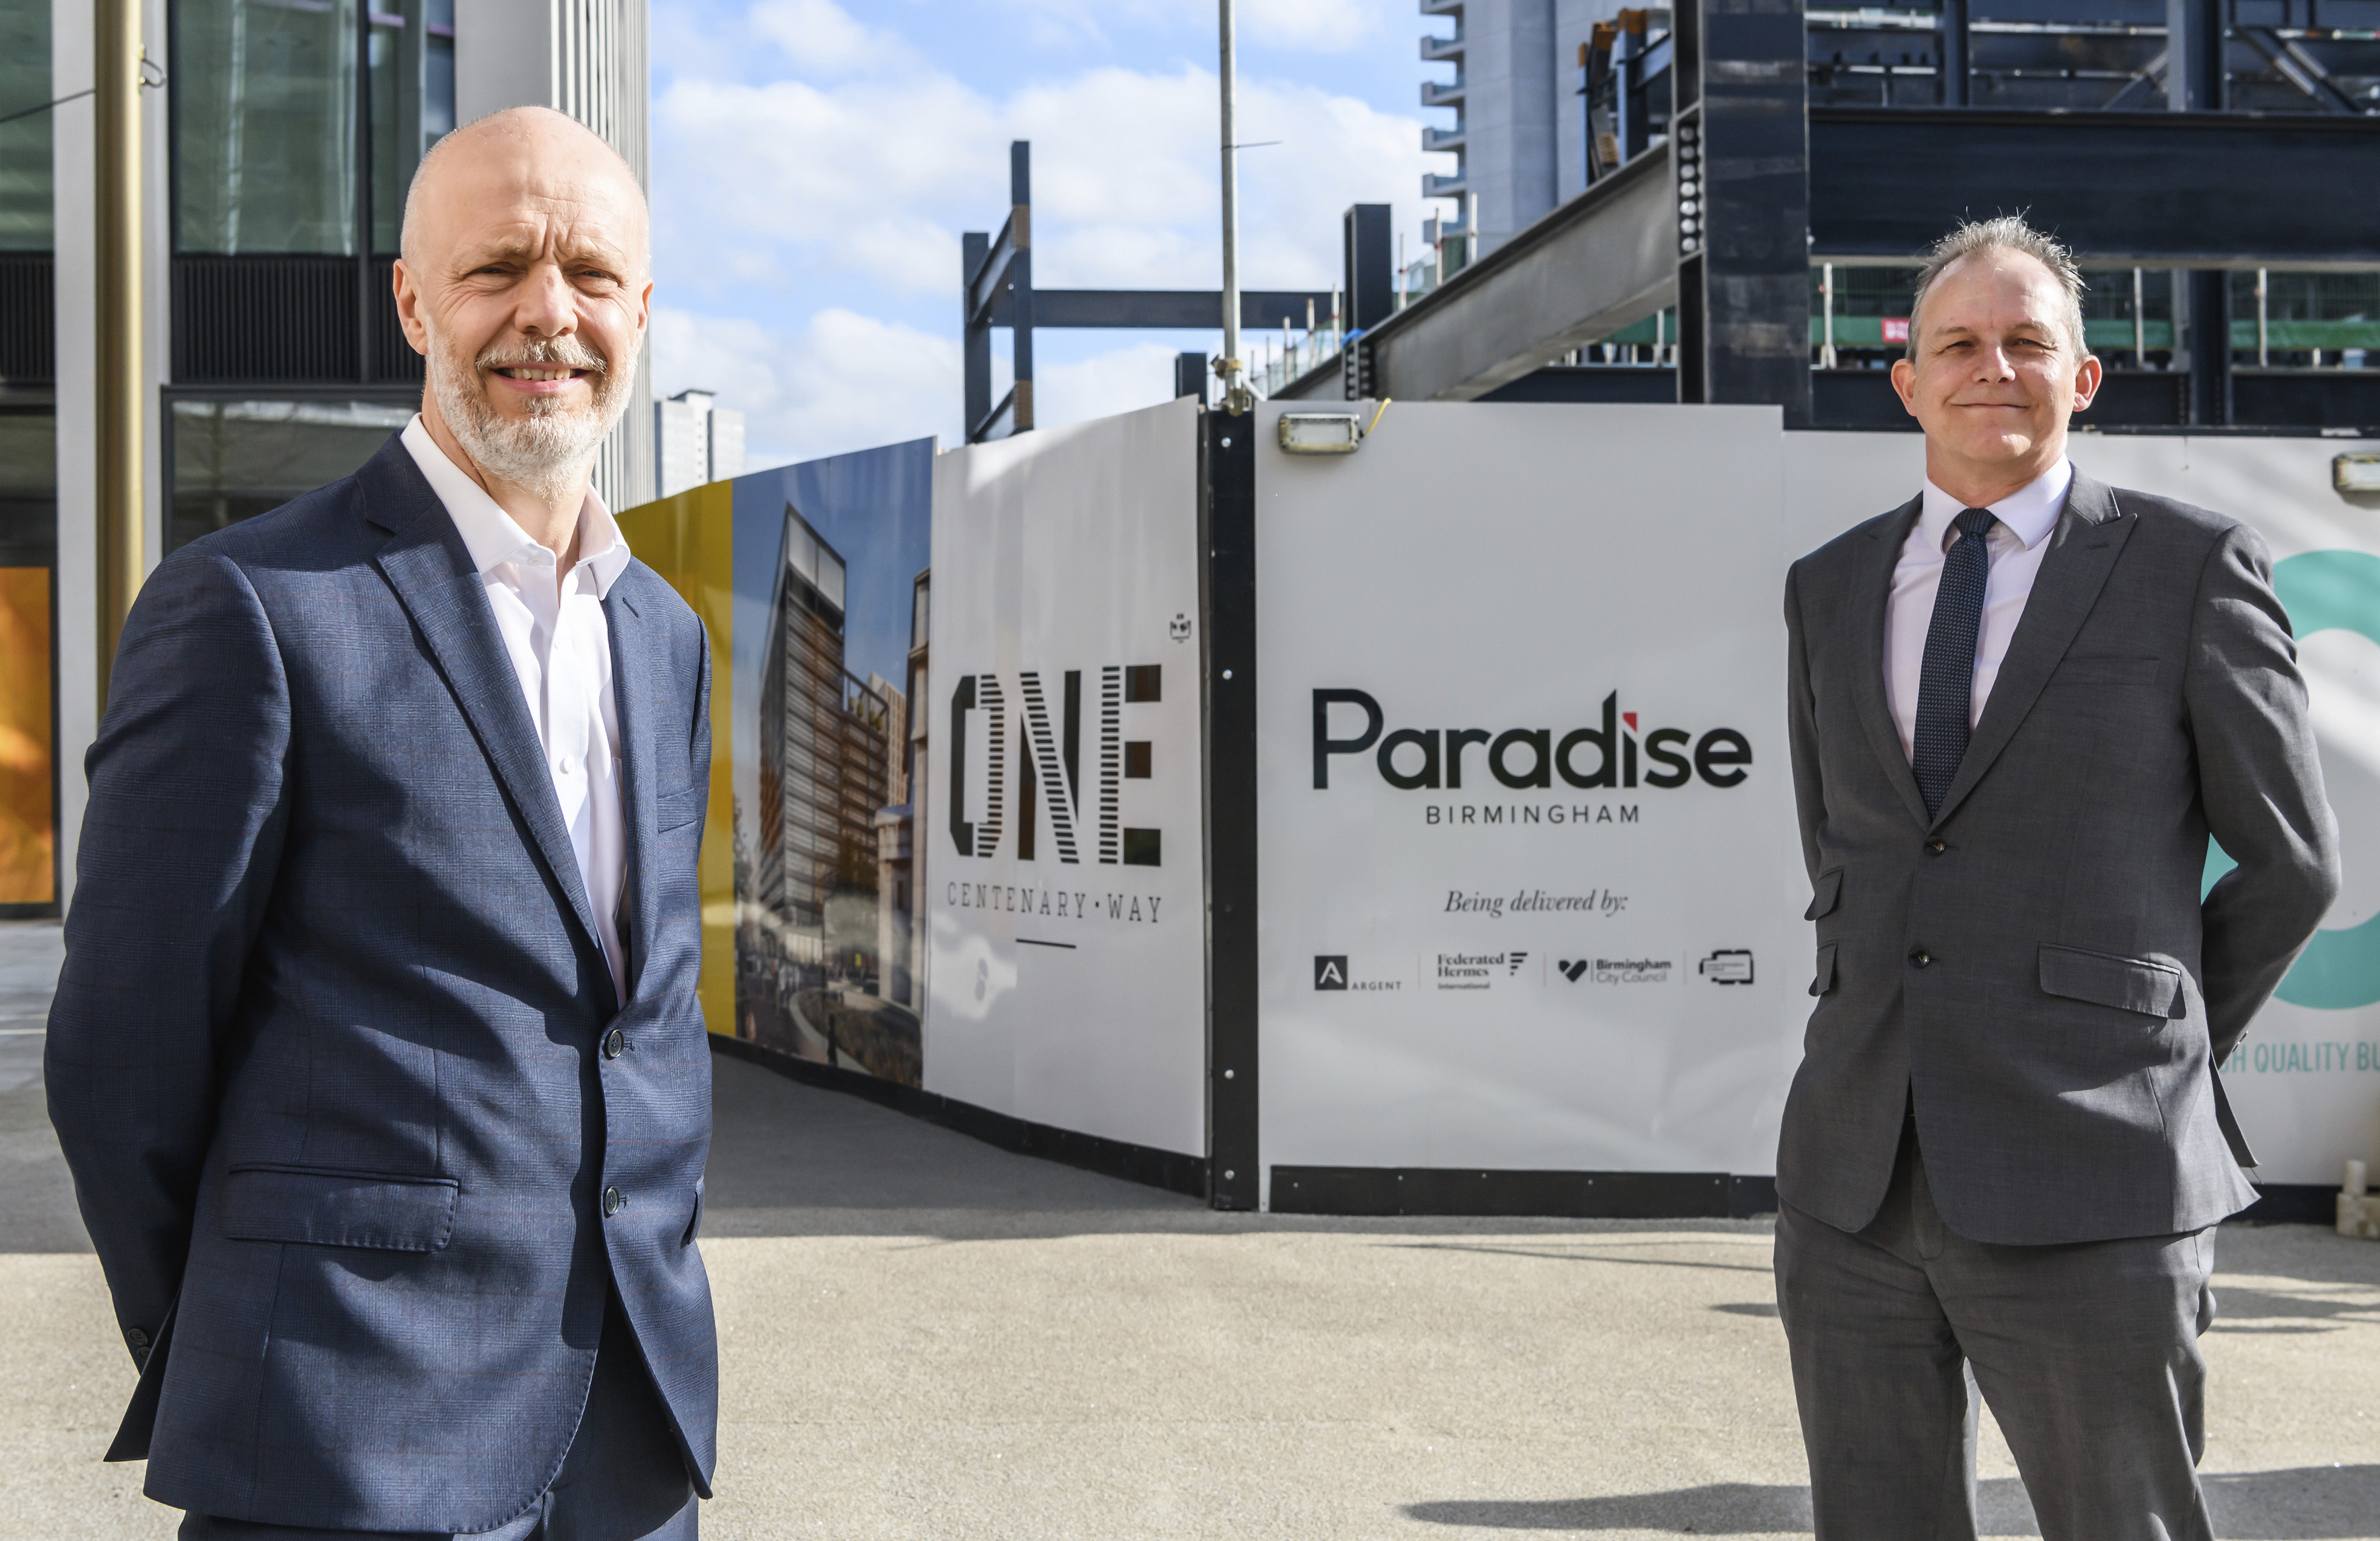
[1315, 956, 1349, 990]
[1312, 689, 1750, 791]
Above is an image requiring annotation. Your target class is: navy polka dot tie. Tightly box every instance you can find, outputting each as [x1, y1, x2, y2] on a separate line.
[1912, 508, 1998, 819]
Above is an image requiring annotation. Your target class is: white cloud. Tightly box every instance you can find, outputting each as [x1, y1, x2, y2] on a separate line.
[649, 2, 1447, 460]
[748, 0, 910, 74]
[1033, 340, 1190, 431]
[654, 59, 1441, 297]
[986, 0, 1393, 55]
[1240, 0, 1386, 53]
[651, 302, 962, 465]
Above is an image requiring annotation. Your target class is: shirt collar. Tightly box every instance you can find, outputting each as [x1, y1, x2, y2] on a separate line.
[400, 415, 632, 597]
[1918, 456, 2072, 555]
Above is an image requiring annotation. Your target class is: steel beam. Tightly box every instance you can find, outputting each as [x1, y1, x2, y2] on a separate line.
[1360, 146, 1677, 403]
[987, 290, 1334, 330]
[1809, 110, 2380, 267]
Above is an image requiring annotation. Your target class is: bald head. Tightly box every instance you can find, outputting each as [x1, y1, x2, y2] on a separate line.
[392, 105, 653, 521]
[401, 106, 649, 275]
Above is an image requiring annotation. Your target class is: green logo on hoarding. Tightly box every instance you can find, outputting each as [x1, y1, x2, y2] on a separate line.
[2203, 549, 2380, 1009]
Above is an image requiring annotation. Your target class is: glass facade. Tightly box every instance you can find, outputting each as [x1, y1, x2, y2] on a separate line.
[172, 0, 455, 256]
[168, 397, 412, 554]
[0, 0, 53, 251]
[173, 0, 360, 255]
[0, 404, 54, 909]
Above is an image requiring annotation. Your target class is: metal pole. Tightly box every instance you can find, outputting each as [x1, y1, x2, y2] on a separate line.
[2133, 267, 2146, 368]
[1396, 232, 1406, 310]
[1820, 262, 1836, 370]
[95, 0, 144, 707]
[1218, 0, 1250, 413]
[2257, 267, 2269, 369]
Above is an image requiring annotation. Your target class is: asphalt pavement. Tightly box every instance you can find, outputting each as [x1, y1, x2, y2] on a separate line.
[4, 918, 2375, 1539]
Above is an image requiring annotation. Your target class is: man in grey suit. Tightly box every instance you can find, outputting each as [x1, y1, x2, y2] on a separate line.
[1777, 216, 2339, 1539]
[48, 109, 715, 1536]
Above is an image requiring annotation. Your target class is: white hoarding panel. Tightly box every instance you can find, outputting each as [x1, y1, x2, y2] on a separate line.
[1263, 408, 2379, 1198]
[1257, 402, 1843, 1196]
[925, 398, 1208, 1157]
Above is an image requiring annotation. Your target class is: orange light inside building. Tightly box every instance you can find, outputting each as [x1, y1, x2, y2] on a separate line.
[0, 566, 54, 906]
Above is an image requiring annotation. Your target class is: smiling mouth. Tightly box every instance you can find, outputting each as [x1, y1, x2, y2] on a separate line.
[493, 366, 590, 381]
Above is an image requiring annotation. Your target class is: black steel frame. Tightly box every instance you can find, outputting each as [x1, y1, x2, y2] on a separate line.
[960, 140, 1347, 441]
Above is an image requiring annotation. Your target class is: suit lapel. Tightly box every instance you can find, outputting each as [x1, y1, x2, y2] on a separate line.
[606, 570, 661, 1005]
[360, 438, 609, 967]
[1852, 496, 1933, 829]
[1928, 471, 2136, 829]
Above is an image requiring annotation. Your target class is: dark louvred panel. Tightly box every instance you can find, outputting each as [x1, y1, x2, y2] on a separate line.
[0, 253, 56, 384]
[173, 255, 357, 383]
[171, 255, 423, 386]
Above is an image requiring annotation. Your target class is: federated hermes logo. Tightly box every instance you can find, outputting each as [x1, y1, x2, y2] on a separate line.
[948, 665, 1164, 868]
[1311, 689, 1751, 825]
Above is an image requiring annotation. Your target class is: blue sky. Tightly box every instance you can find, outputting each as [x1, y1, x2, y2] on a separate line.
[646, 0, 1453, 465]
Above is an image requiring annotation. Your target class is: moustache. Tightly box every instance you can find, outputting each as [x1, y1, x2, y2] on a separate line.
[475, 339, 610, 376]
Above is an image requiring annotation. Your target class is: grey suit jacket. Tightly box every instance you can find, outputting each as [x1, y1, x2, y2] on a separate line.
[47, 436, 717, 1530]
[1778, 470, 2339, 1245]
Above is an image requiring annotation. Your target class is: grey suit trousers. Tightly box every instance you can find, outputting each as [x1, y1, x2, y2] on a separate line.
[179, 1291, 698, 1541]
[1775, 1123, 2217, 1541]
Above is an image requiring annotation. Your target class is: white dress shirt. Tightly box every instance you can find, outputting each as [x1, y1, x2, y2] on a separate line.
[1884, 458, 2073, 764]
[401, 416, 632, 1002]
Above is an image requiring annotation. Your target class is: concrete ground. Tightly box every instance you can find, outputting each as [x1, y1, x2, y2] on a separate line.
[4, 918, 2376, 1539]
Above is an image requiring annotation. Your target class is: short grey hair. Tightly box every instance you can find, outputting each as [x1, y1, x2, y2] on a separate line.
[1906, 215, 2090, 360]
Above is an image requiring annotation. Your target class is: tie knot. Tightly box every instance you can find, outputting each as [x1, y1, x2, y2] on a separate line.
[1954, 508, 1997, 540]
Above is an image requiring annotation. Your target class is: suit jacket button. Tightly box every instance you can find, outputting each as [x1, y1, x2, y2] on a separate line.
[1925, 839, 1945, 854]
[1909, 950, 1932, 968]
[603, 1028, 626, 1059]
[603, 1186, 626, 1217]
[125, 1325, 151, 1364]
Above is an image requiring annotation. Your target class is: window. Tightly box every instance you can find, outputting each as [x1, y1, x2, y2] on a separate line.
[168, 397, 413, 554]
[172, 0, 456, 257]
[0, 0, 53, 251]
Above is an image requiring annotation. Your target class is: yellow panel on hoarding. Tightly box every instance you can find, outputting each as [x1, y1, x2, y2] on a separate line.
[615, 484, 736, 1036]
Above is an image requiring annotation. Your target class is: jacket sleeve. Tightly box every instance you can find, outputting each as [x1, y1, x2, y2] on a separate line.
[44, 548, 292, 1366]
[1784, 559, 1827, 887]
[2188, 521, 2341, 1060]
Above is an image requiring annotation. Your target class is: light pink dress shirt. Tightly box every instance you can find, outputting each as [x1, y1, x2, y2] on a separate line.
[1883, 458, 2073, 764]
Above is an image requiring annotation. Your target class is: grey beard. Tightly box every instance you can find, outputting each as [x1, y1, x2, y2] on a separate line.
[426, 330, 637, 507]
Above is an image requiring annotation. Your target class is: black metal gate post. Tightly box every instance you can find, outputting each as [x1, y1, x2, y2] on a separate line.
[1204, 410, 1259, 1212]
[1670, 0, 1812, 427]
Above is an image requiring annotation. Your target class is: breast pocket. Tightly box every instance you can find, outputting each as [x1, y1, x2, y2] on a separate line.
[2038, 942, 2185, 1020]
[2048, 655, 2161, 689]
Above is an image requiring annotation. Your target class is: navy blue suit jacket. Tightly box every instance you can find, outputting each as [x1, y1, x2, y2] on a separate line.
[45, 435, 718, 1531]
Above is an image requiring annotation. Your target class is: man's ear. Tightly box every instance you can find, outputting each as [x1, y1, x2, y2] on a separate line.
[1890, 357, 1921, 419]
[2069, 352, 2104, 414]
[391, 261, 431, 357]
